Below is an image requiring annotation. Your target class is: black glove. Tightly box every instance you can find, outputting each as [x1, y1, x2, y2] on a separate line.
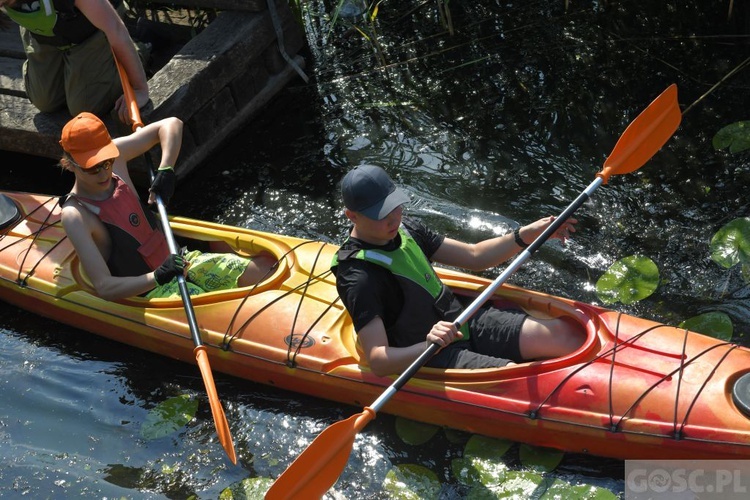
[154, 254, 185, 285]
[149, 167, 176, 206]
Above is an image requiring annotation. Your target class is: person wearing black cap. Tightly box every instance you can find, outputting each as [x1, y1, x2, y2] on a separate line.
[331, 165, 585, 377]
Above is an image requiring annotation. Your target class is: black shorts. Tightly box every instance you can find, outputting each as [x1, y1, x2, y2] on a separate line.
[426, 306, 527, 369]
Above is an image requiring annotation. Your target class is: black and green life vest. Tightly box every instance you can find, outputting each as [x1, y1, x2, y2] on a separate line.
[4, 0, 121, 48]
[332, 227, 469, 348]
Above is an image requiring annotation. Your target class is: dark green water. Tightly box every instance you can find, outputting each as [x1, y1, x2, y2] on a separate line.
[2, 1, 749, 497]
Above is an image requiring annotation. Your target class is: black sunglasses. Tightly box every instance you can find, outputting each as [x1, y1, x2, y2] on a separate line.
[77, 158, 114, 176]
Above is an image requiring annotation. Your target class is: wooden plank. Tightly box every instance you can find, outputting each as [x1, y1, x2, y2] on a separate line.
[189, 87, 238, 144]
[145, 10, 277, 120]
[0, 94, 67, 158]
[230, 59, 270, 108]
[0, 56, 26, 97]
[178, 56, 303, 180]
[0, 94, 120, 159]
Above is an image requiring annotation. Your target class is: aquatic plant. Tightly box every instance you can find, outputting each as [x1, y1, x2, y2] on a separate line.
[711, 218, 750, 282]
[713, 121, 750, 153]
[595, 255, 660, 305]
[679, 312, 733, 341]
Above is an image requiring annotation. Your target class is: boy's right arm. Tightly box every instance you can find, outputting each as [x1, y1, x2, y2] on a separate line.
[357, 317, 458, 377]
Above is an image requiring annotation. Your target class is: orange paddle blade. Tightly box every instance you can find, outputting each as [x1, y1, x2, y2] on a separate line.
[195, 346, 237, 465]
[598, 84, 681, 183]
[265, 408, 377, 499]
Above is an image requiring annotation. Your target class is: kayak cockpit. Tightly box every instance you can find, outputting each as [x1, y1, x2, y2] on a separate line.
[71, 217, 299, 308]
[346, 273, 602, 382]
[411, 291, 599, 382]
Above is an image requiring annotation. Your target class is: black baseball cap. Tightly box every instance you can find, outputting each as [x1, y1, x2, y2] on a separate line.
[341, 165, 410, 220]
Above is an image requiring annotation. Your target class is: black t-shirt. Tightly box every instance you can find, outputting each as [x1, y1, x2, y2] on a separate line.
[335, 217, 445, 332]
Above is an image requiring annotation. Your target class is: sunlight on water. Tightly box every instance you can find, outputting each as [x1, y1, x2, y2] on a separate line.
[467, 215, 512, 235]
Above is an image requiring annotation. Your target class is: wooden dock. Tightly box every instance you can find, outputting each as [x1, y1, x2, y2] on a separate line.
[0, 0, 307, 183]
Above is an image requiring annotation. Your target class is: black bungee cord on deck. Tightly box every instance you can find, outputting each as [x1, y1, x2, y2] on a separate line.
[529, 312, 740, 441]
[0, 196, 67, 287]
[220, 239, 342, 368]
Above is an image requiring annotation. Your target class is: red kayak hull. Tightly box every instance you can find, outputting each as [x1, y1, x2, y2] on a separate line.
[1, 191, 749, 459]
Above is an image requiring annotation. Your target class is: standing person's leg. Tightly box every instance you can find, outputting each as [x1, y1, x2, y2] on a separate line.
[21, 28, 67, 112]
[63, 31, 123, 116]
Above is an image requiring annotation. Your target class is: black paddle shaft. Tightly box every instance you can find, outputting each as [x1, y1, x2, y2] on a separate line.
[143, 154, 204, 348]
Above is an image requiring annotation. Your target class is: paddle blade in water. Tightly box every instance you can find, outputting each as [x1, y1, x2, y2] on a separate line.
[195, 346, 237, 465]
[599, 84, 681, 182]
[265, 408, 376, 499]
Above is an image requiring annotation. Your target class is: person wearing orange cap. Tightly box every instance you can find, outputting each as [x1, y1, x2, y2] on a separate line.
[0, 0, 148, 120]
[331, 165, 585, 377]
[58, 112, 275, 300]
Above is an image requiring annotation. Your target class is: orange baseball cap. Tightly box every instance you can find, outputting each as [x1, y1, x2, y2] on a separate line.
[60, 112, 120, 168]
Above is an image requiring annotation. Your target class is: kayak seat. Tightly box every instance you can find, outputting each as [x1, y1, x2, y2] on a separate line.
[0, 194, 22, 234]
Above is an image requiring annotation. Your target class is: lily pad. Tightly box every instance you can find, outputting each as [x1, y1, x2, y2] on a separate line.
[140, 394, 198, 440]
[540, 478, 619, 499]
[395, 417, 440, 445]
[444, 427, 471, 444]
[679, 312, 733, 341]
[452, 435, 513, 487]
[464, 435, 514, 459]
[519, 444, 564, 472]
[464, 473, 618, 499]
[219, 477, 274, 499]
[383, 463, 441, 499]
[713, 121, 750, 153]
[466, 470, 549, 499]
[710, 218, 750, 270]
[596, 255, 659, 305]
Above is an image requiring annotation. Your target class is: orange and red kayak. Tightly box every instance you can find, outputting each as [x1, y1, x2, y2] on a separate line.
[2, 190, 750, 460]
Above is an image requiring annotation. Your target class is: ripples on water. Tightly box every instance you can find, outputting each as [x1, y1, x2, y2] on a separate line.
[2, 0, 750, 497]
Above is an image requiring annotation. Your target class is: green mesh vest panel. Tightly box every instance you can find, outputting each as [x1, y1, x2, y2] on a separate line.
[4, 0, 58, 37]
[332, 228, 470, 345]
